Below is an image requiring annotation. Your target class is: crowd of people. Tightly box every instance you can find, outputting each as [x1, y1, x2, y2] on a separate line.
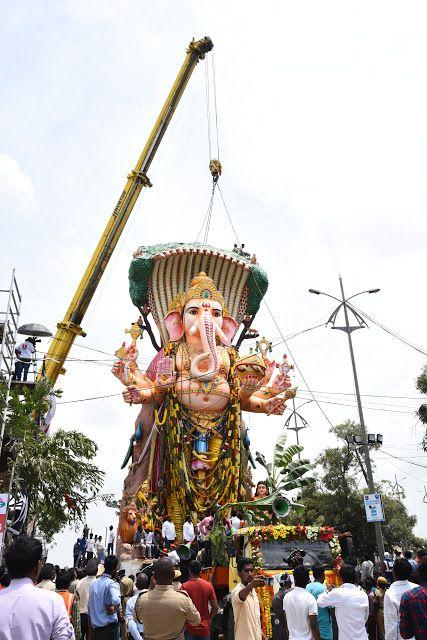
[1, 522, 426, 640]
[0, 534, 220, 640]
[266, 547, 427, 640]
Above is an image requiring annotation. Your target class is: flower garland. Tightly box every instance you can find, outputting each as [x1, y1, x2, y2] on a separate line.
[162, 343, 242, 522]
[256, 584, 273, 638]
[242, 524, 341, 569]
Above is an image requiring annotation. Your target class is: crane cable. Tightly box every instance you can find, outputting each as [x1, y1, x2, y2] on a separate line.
[198, 53, 223, 244]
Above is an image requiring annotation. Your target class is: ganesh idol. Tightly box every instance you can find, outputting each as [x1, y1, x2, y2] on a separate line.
[112, 242, 294, 535]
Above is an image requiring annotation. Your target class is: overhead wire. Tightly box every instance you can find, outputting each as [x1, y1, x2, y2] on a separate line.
[349, 303, 427, 357]
[294, 394, 415, 414]
[214, 186, 335, 429]
[380, 449, 427, 470]
[375, 455, 426, 485]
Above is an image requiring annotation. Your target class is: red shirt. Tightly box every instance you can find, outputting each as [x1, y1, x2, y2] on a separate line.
[182, 577, 216, 637]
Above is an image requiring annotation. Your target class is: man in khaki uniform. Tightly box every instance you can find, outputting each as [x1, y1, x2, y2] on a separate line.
[135, 557, 201, 640]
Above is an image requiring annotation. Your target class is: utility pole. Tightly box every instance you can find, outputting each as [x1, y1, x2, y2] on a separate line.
[338, 276, 385, 563]
[309, 277, 385, 563]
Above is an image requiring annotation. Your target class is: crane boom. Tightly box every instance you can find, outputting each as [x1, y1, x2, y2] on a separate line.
[43, 37, 213, 384]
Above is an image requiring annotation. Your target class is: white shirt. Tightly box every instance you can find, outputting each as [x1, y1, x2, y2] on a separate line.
[183, 521, 195, 541]
[162, 520, 176, 540]
[86, 539, 95, 552]
[95, 540, 105, 555]
[317, 583, 369, 640]
[108, 530, 115, 544]
[283, 586, 318, 640]
[146, 531, 154, 544]
[384, 579, 417, 640]
[168, 549, 180, 564]
[361, 560, 374, 581]
[126, 590, 146, 640]
[16, 341, 35, 360]
[75, 575, 97, 614]
[0, 577, 75, 640]
[231, 516, 241, 531]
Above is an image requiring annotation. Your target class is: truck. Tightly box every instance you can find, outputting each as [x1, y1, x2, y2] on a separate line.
[205, 523, 355, 639]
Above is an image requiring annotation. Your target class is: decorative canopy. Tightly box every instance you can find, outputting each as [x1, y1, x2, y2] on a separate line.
[129, 242, 268, 346]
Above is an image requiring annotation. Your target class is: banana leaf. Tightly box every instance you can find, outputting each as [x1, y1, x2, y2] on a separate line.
[255, 451, 268, 469]
[280, 463, 316, 480]
[284, 458, 313, 472]
[279, 475, 315, 491]
[274, 444, 304, 467]
[273, 431, 289, 466]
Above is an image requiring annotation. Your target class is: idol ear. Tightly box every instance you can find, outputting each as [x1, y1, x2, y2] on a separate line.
[221, 316, 239, 345]
[164, 311, 184, 342]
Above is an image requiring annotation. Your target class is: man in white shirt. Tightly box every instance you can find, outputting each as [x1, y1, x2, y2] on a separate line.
[75, 557, 98, 640]
[231, 557, 267, 640]
[126, 572, 149, 640]
[317, 564, 369, 640]
[13, 337, 35, 381]
[107, 525, 115, 555]
[0, 535, 74, 640]
[230, 509, 242, 531]
[161, 514, 176, 549]
[94, 535, 106, 562]
[86, 533, 95, 561]
[384, 558, 417, 640]
[361, 555, 374, 583]
[183, 514, 195, 542]
[283, 564, 320, 640]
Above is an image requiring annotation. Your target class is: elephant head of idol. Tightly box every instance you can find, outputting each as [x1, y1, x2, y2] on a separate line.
[164, 272, 238, 380]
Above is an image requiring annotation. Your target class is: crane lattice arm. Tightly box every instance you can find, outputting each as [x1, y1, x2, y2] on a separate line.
[43, 37, 213, 384]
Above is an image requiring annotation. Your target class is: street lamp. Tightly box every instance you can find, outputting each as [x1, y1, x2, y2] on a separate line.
[284, 399, 312, 456]
[309, 276, 385, 562]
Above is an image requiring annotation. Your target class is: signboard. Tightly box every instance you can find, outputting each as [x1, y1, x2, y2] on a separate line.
[0, 493, 9, 553]
[364, 493, 385, 522]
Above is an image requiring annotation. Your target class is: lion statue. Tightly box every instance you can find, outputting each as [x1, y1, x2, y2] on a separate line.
[118, 503, 138, 544]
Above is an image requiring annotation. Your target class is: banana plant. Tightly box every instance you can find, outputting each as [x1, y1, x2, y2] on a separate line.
[255, 431, 315, 494]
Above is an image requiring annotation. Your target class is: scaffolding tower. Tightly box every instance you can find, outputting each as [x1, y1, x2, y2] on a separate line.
[0, 270, 22, 454]
[0, 271, 22, 561]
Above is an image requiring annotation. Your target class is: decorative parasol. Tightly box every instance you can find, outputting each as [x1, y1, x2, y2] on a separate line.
[129, 242, 268, 346]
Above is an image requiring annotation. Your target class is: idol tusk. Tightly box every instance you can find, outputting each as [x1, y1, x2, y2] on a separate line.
[189, 324, 198, 336]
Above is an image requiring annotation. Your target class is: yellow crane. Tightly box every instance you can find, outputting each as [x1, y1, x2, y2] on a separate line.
[43, 37, 213, 384]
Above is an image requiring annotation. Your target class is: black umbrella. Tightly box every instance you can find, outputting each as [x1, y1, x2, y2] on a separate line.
[17, 323, 52, 338]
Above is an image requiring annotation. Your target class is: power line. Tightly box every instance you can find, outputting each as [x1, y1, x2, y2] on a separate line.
[298, 389, 426, 401]
[57, 393, 122, 404]
[296, 391, 420, 411]
[380, 449, 427, 470]
[296, 393, 415, 414]
[350, 303, 427, 357]
[375, 455, 426, 485]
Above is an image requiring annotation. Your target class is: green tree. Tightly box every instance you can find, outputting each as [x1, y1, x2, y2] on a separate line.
[416, 365, 427, 451]
[289, 420, 421, 556]
[3, 380, 104, 541]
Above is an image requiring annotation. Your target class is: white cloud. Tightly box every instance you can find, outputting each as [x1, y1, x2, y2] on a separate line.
[0, 154, 37, 216]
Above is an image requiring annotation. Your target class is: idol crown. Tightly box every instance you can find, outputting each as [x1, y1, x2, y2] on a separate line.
[168, 272, 228, 315]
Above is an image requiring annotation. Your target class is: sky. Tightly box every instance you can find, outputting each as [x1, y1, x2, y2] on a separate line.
[1, 1, 427, 565]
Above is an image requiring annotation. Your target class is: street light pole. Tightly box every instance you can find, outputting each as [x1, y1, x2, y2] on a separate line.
[309, 277, 385, 563]
[338, 275, 385, 563]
